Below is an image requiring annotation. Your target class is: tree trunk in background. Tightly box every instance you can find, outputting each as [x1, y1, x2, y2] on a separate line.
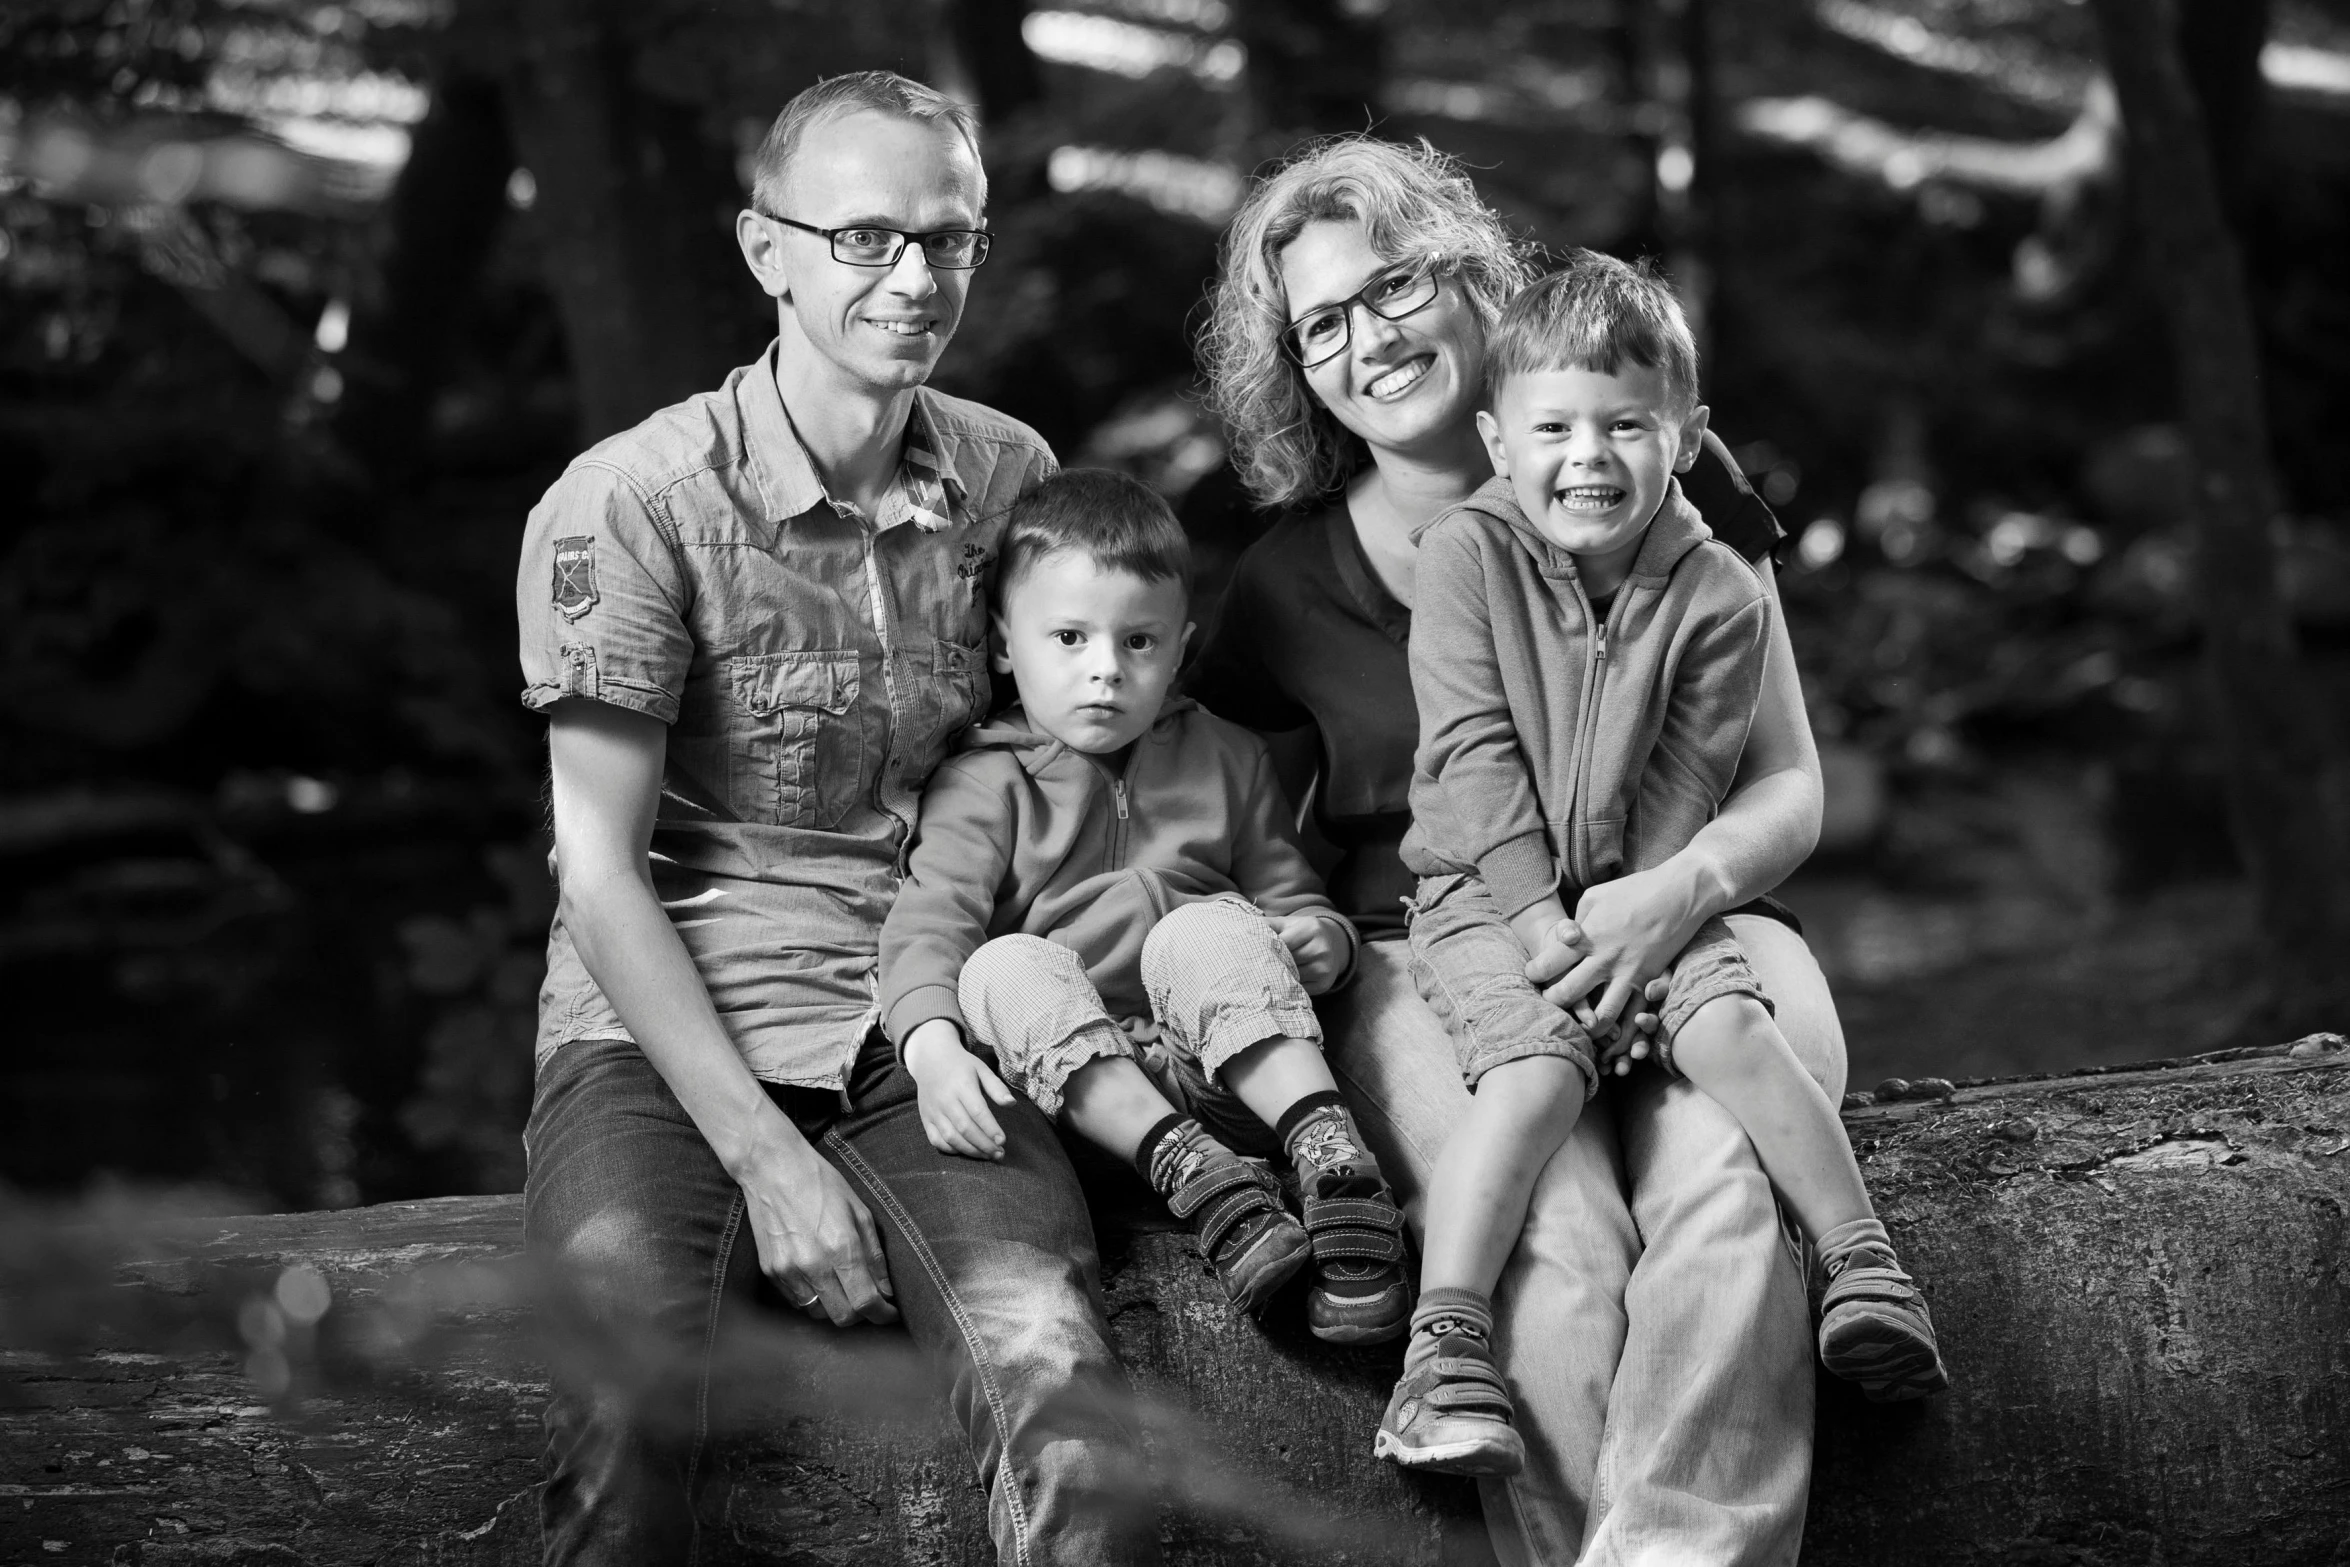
[1613, 0, 1715, 361]
[2088, 0, 2350, 1031]
[334, 72, 514, 485]
[941, 0, 1047, 203]
[503, 0, 756, 443]
[1232, 0, 1384, 143]
[2177, 0, 2270, 237]
[947, 0, 1042, 124]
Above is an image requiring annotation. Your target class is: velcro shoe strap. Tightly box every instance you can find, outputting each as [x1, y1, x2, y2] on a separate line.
[1822, 1262, 1922, 1312]
[1419, 1357, 1513, 1418]
[1170, 1163, 1281, 1256]
[1302, 1197, 1406, 1263]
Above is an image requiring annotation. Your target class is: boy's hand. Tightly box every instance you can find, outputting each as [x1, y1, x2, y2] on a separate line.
[902, 1019, 1015, 1162]
[1594, 977, 1669, 1077]
[1278, 913, 1350, 994]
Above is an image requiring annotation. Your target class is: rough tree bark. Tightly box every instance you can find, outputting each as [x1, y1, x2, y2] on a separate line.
[2087, 0, 2350, 1032]
[6, 1040, 2346, 1565]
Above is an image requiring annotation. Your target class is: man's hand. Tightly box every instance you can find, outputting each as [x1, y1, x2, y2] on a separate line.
[734, 1127, 899, 1327]
[903, 1018, 1015, 1161]
[1278, 913, 1350, 994]
[547, 699, 895, 1328]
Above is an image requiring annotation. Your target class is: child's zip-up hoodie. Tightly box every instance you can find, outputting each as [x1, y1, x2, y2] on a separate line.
[1400, 475, 1774, 916]
[881, 697, 1358, 1051]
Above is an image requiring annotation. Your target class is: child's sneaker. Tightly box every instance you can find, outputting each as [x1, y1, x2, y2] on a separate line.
[1282, 1098, 1411, 1344]
[1816, 1227, 1950, 1402]
[1374, 1330, 1524, 1476]
[1158, 1132, 1312, 1314]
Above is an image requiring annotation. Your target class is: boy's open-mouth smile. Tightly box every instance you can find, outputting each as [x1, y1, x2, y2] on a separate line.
[1554, 484, 1628, 513]
[1364, 355, 1433, 400]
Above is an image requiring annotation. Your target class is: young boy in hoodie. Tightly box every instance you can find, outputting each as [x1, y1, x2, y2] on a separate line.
[1376, 257, 1948, 1477]
[879, 468, 1411, 1344]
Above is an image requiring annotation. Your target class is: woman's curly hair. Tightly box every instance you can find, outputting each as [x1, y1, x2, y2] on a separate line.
[1200, 136, 1536, 511]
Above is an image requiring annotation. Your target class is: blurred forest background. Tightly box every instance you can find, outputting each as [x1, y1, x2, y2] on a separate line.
[4, 0, 2346, 1213]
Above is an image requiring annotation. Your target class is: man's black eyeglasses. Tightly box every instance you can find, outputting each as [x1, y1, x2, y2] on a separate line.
[1283, 262, 1442, 368]
[756, 209, 991, 270]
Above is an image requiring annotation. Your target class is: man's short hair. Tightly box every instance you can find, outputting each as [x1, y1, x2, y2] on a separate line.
[1484, 253, 1700, 414]
[750, 71, 986, 214]
[998, 470, 1191, 603]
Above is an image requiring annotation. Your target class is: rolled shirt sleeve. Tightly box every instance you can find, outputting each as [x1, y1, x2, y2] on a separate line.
[517, 461, 694, 723]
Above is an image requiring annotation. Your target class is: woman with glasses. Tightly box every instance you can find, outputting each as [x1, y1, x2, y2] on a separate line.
[1187, 136, 1846, 1565]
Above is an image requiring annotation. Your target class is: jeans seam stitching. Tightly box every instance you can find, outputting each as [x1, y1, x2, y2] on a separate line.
[682, 1190, 744, 1567]
[823, 1128, 1035, 1567]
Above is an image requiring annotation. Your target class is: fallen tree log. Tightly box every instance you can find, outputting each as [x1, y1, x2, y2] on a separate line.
[5, 1037, 2347, 1565]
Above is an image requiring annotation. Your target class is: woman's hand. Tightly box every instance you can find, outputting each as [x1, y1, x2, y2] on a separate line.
[1525, 861, 1706, 1035]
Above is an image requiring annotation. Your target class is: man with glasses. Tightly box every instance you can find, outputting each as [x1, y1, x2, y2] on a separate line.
[516, 71, 1157, 1566]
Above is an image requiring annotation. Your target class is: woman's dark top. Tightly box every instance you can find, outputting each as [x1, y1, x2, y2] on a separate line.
[1185, 433, 1790, 941]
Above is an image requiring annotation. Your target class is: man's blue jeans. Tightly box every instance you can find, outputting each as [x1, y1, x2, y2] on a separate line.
[524, 1033, 1159, 1566]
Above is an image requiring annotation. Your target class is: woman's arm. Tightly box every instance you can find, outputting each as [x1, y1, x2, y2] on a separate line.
[548, 699, 898, 1326]
[1530, 559, 1822, 1024]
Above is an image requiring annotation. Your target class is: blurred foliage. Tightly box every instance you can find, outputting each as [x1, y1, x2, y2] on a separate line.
[3, 0, 2346, 1206]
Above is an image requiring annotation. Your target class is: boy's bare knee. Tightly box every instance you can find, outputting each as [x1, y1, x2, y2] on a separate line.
[1470, 1054, 1588, 1131]
[1670, 994, 1783, 1085]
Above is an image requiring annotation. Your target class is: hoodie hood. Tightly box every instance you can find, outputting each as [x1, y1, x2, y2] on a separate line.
[960, 696, 1202, 777]
[1431, 473, 1715, 590]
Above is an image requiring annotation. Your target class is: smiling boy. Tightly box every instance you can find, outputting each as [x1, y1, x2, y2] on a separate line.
[1378, 256, 1948, 1477]
[880, 469, 1412, 1344]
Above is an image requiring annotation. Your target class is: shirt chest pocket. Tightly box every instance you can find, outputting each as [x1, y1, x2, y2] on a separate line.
[895, 638, 991, 786]
[725, 651, 865, 829]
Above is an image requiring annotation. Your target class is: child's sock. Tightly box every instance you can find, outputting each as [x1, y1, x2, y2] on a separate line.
[1135, 1112, 1215, 1196]
[1276, 1091, 1376, 1189]
[1404, 1286, 1494, 1376]
[1816, 1215, 1896, 1275]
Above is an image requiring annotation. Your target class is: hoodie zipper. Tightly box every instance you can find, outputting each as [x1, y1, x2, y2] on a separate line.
[1563, 569, 1623, 891]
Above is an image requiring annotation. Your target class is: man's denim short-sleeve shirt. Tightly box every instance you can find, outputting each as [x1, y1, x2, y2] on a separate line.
[516, 342, 1055, 1088]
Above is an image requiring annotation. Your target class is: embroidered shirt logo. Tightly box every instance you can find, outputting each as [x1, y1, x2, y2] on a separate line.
[956, 542, 992, 581]
[552, 536, 599, 619]
[902, 413, 960, 533]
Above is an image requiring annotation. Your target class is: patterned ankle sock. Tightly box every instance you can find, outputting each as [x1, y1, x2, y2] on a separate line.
[1277, 1093, 1375, 1187]
[1404, 1286, 1494, 1374]
[1137, 1114, 1222, 1197]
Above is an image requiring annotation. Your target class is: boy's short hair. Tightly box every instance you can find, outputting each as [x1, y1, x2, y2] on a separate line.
[998, 469, 1191, 603]
[1483, 253, 1700, 414]
[751, 71, 986, 214]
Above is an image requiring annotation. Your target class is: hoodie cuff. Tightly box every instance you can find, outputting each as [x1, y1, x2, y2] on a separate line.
[1314, 907, 1362, 993]
[885, 985, 966, 1065]
[1478, 831, 1561, 919]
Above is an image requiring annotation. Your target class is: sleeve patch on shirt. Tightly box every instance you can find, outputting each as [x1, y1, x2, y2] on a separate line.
[552, 536, 599, 620]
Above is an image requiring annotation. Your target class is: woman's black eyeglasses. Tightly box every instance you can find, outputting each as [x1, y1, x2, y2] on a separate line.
[1283, 263, 1442, 368]
[756, 209, 991, 270]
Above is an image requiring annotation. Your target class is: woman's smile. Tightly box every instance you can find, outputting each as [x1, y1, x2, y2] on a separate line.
[1364, 354, 1434, 400]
